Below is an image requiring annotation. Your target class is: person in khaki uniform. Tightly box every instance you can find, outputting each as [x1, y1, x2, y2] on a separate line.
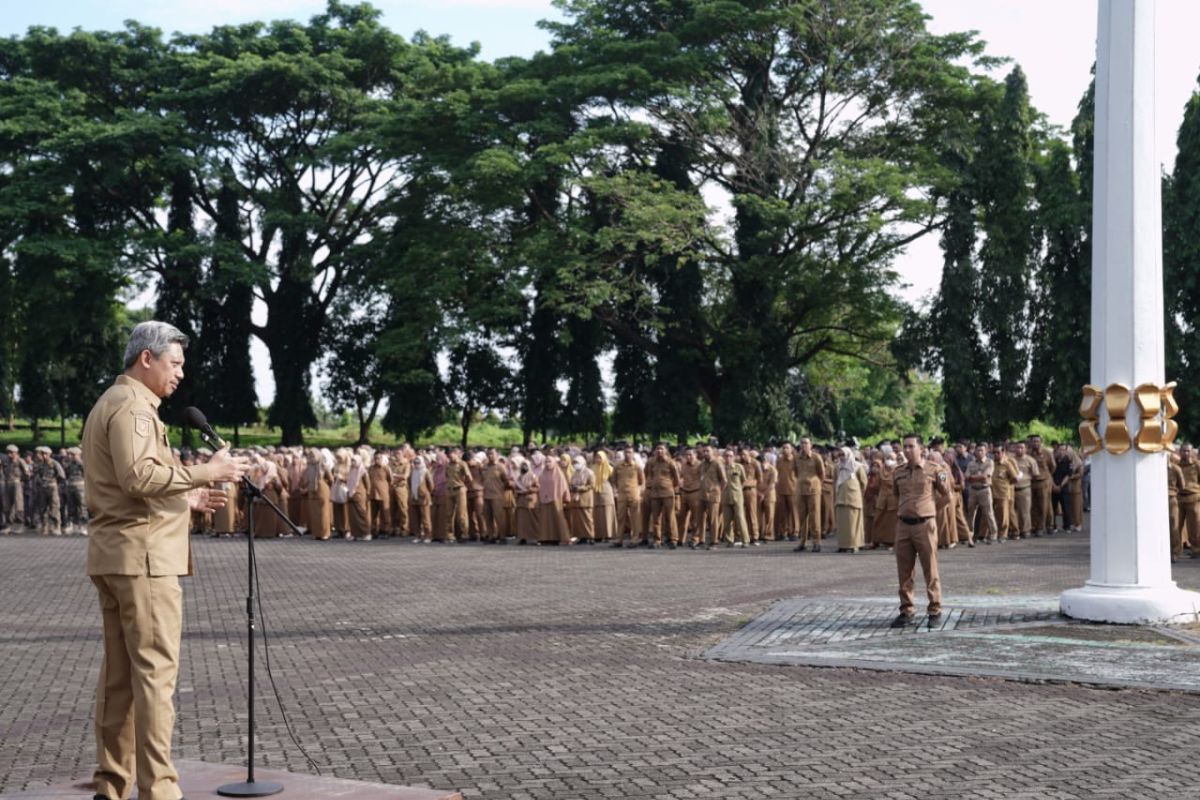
[698, 444, 726, 549]
[1011, 442, 1039, 538]
[643, 443, 681, 548]
[481, 448, 514, 543]
[1028, 436, 1056, 535]
[677, 449, 703, 546]
[719, 449, 749, 547]
[444, 448, 471, 542]
[84, 322, 248, 800]
[890, 434, 949, 627]
[775, 443, 799, 540]
[793, 439, 825, 551]
[1177, 445, 1200, 558]
[820, 447, 835, 537]
[1169, 453, 1185, 562]
[408, 455, 434, 541]
[367, 452, 392, 537]
[758, 454, 777, 542]
[389, 449, 411, 537]
[871, 445, 899, 549]
[965, 444, 998, 543]
[990, 442, 1018, 540]
[610, 448, 643, 547]
[833, 446, 867, 552]
[740, 449, 762, 544]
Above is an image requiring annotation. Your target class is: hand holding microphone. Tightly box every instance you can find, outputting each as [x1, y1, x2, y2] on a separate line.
[185, 406, 250, 484]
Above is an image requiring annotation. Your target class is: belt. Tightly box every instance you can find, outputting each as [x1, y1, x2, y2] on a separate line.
[1014, 485, 1031, 492]
[899, 515, 932, 525]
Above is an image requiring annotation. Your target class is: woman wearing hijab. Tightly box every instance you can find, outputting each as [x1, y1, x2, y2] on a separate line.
[834, 446, 868, 553]
[286, 450, 308, 532]
[409, 455, 434, 541]
[568, 454, 596, 543]
[513, 456, 540, 545]
[251, 460, 284, 539]
[302, 448, 333, 540]
[929, 451, 958, 548]
[346, 454, 373, 540]
[330, 448, 352, 536]
[871, 444, 899, 550]
[591, 450, 615, 543]
[430, 451, 450, 542]
[538, 451, 573, 545]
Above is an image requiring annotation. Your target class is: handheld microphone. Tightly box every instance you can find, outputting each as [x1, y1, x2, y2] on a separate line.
[184, 406, 229, 450]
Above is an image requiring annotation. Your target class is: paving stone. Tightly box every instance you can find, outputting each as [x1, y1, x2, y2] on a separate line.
[2, 527, 1200, 798]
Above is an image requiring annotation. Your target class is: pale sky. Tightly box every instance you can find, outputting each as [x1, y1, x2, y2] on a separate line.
[5, 1, 1199, 403]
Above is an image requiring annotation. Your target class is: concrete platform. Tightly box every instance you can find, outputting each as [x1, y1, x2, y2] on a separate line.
[705, 595, 1200, 692]
[0, 760, 461, 800]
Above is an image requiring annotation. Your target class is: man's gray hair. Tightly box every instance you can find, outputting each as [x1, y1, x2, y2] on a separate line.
[123, 321, 189, 369]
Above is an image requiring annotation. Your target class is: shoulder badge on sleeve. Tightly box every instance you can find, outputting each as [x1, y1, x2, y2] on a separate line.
[134, 416, 151, 438]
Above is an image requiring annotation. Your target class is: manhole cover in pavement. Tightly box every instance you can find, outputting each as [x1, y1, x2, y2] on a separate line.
[704, 597, 1200, 692]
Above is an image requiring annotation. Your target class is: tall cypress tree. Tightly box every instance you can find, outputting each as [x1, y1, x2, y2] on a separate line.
[1025, 138, 1089, 426]
[1165, 78, 1200, 440]
[975, 67, 1036, 434]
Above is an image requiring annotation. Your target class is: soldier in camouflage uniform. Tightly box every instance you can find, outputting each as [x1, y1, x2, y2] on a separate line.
[32, 445, 66, 535]
[1, 445, 27, 533]
[64, 447, 87, 535]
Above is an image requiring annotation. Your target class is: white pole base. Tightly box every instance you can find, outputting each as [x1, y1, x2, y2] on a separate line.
[1060, 583, 1200, 624]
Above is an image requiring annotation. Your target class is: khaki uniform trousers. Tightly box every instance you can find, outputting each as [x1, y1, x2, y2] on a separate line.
[614, 497, 641, 542]
[721, 498, 749, 545]
[468, 491, 485, 540]
[646, 496, 678, 544]
[678, 490, 703, 542]
[92, 574, 184, 800]
[743, 488, 759, 542]
[410, 501, 432, 538]
[760, 495, 776, 541]
[967, 488, 997, 540]
[1031, 479, 1052, 532]
[391, 488, 409, 535]
[700, 498, 722, 545]
[776, 494, 798, 538]
[448, 488, 469, 541]
[369, 498, 391, 534]
[797, 493, 821, 545]
[483, 498, 509, 540]
[1170, 496, 1182, 560]
[1013, 487, 1033, 535]
[1180, 498, 1200, 558]
[894, 517, 942, 616]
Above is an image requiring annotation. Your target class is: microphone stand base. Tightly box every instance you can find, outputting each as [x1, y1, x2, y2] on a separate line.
[217, 779, 285, 797]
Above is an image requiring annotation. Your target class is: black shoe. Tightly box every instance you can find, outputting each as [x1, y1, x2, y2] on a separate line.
[928, 612, 943, 627]
[890, 614, 913, 629]
[792, 544, 806, 552]
[812, 544, 821, 553]
[705, 544, 715, 551]
[688, 542, 696, 550]
[667, 541, 677, 549]
[787, 535, 798, 542]
[648, 542, 660, 549]
[609, 542, 623, 548]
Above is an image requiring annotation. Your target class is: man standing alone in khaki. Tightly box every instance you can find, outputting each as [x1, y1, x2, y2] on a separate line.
[85, 321, 248, 800]
[890, 434, 950, 627]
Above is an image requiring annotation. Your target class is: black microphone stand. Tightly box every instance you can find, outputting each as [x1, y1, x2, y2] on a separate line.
[214, 461, 303, 798]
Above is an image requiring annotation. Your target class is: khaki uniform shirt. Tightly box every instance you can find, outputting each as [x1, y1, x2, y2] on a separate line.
[83, 375, 216, 577]
[1031, 449, 1055, 484]
[644, 458, 680, 499]
[699, 459, 726, 502]
[482, 463, 512, 500]
[613, 462, 643, 501]
[991, 456, 1018, 499]
[2, 456, 27, 483]
[742, 458, 761, 490]
[65, 460, 85, 484]
[1168, 461, 1184, 498]
[775, 455, 798, 496]
[794, 453, 823, 495]
[367, 465, 391, 500]
[679, 461, 702, 493]
[34, 459, 65, 485]
[1012, 455, 1038, 490]
[759, 462, 777, 498]
[1179, 462, 1200, 499]
[445, 461, 469, 492]
[722, 462, 745, 503]
[965, 458, 993, 491]
[892, 460, 949, 519]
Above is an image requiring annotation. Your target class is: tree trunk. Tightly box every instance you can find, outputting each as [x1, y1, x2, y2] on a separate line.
[60, 415, 65, 448]
[460, 405, 472, 450]
[31, 418, 40, 444]
[233, 424, 240, 448]
[261, 268, 324, 447]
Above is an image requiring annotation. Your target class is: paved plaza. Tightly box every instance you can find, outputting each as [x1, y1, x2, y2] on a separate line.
[3, 527, 1200, 799]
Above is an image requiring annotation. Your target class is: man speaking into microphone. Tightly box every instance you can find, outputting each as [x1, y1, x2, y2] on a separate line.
[82, 321, 249, 800]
